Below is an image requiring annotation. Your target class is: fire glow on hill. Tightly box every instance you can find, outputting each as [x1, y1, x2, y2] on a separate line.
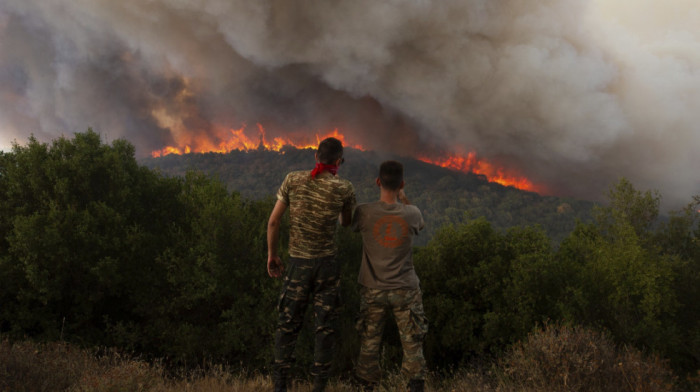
[151, 126, 543, 193]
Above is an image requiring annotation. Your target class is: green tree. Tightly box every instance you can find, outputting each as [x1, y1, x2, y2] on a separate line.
[556, 178, 691, 372]
[0, 130, 178, 342]
[0, 130, 284, 370]
[593, 177, 660, 240]
[415, 219, 559, 367]
[653, 196, 700, 372]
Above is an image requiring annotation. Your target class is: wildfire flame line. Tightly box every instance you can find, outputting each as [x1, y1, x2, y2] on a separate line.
[150, 125, 363, 157]
[151, 125, 542, 193]
[416, 154, 542, 193]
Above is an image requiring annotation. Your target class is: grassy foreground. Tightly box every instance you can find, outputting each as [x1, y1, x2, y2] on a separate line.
[1, 324, 695, 392]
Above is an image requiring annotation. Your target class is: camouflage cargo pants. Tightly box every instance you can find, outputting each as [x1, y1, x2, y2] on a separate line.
[355, 286, 428, 384]
[273, 256, 341, 383]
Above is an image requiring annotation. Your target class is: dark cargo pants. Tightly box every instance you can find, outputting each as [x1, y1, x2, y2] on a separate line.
[273, 256, 341, 384]
[355, 286, 428, 384]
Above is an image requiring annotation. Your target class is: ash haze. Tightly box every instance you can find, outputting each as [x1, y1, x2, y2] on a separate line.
[0, 0, 698, 208]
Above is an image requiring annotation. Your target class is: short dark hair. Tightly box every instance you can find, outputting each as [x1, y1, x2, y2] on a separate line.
[317, 137, 344, 164]
[379, 160, 403, 190]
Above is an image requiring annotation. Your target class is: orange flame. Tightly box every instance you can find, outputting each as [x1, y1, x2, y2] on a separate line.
[151, 125, 542, 193]
[151, 124, 364, 158]
[418, 153, 544, 193]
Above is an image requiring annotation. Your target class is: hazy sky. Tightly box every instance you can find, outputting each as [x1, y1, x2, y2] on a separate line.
[0, 0, 698, 208]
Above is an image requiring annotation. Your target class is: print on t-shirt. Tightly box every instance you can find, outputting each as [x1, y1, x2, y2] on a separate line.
[372, 215, 409, 249]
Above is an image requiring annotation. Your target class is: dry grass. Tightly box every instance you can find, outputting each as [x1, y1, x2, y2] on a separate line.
[1, 325, 694, 392]
[498, 323, 678, 392]
[0, 339, 161, 392]
[0, 339, 473, 392]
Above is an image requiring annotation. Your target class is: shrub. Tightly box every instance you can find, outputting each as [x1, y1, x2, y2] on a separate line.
[499, 323, 676, 392]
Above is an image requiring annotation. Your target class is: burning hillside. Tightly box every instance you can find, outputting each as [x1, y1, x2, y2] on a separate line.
[150, 125, 544, 193]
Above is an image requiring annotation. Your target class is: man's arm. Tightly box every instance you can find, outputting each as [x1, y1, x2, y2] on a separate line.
[400, 189, 424, 232]
[398, 189, 411, 205]
[339, 204, 353, 227]
[267, 199, 288, 278]
[339, 188, 356, 227]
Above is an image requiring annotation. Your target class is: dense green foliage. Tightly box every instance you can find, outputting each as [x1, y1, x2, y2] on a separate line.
[0, 130, 280, 368]
[418, 220, 561, 365]
[416, 180, 700, 374]
[142, 147, 595, 245]
[1, 131, 698, 382]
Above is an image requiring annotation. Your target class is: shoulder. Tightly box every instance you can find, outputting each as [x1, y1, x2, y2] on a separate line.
[352, 202, 377, 230]
[331, 176, 355, 200]
[404, 204, 422, 214]
[333, 176, 354, 190]
[355, 202, 375, 212]
[282, 170, 311, 185]
[287, 170, 309, 180]
[353, 201, 381, 217]
[403, 204, 424, 221]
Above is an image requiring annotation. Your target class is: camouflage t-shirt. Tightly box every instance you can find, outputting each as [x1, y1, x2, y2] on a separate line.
[277, 170, 356, 259]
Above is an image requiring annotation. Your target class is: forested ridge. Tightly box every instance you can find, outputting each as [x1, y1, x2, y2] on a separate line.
[1, 131, 699, 386]
[142, 146, 596, 245]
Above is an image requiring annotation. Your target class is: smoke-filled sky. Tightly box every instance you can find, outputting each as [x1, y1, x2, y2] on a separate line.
[0, 0, 698, 208]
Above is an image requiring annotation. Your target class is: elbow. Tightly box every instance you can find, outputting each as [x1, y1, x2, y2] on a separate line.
[268, 218, 280, 231]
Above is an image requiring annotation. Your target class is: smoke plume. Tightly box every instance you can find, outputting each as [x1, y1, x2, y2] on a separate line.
[0, 0, 698, 207]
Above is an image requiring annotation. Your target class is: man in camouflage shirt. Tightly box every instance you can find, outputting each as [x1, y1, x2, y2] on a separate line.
[267, 137, 356, 392]
[352, 160, 428, 392]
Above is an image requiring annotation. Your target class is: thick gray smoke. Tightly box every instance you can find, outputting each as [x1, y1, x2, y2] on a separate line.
[0, 0, 698, 208]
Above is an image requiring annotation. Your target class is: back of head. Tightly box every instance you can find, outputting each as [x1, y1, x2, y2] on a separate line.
[379, 160, 403, 190]
[317, 137, 344, 164]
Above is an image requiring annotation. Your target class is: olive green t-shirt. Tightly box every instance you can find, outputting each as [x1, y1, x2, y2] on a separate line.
[277, 170, 355, 259]
[352, 201, 425, 289]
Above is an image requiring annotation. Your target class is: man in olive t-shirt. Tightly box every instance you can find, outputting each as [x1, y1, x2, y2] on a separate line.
[266, 137, 356, 392]
[352, 160, 428, 392]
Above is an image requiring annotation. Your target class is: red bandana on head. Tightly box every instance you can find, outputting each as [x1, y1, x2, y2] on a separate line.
[310, 163, 339, 179]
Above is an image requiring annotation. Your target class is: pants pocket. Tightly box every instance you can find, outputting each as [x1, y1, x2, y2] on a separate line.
[276, 261, 296, 311]
[409, 303, 428, 340]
